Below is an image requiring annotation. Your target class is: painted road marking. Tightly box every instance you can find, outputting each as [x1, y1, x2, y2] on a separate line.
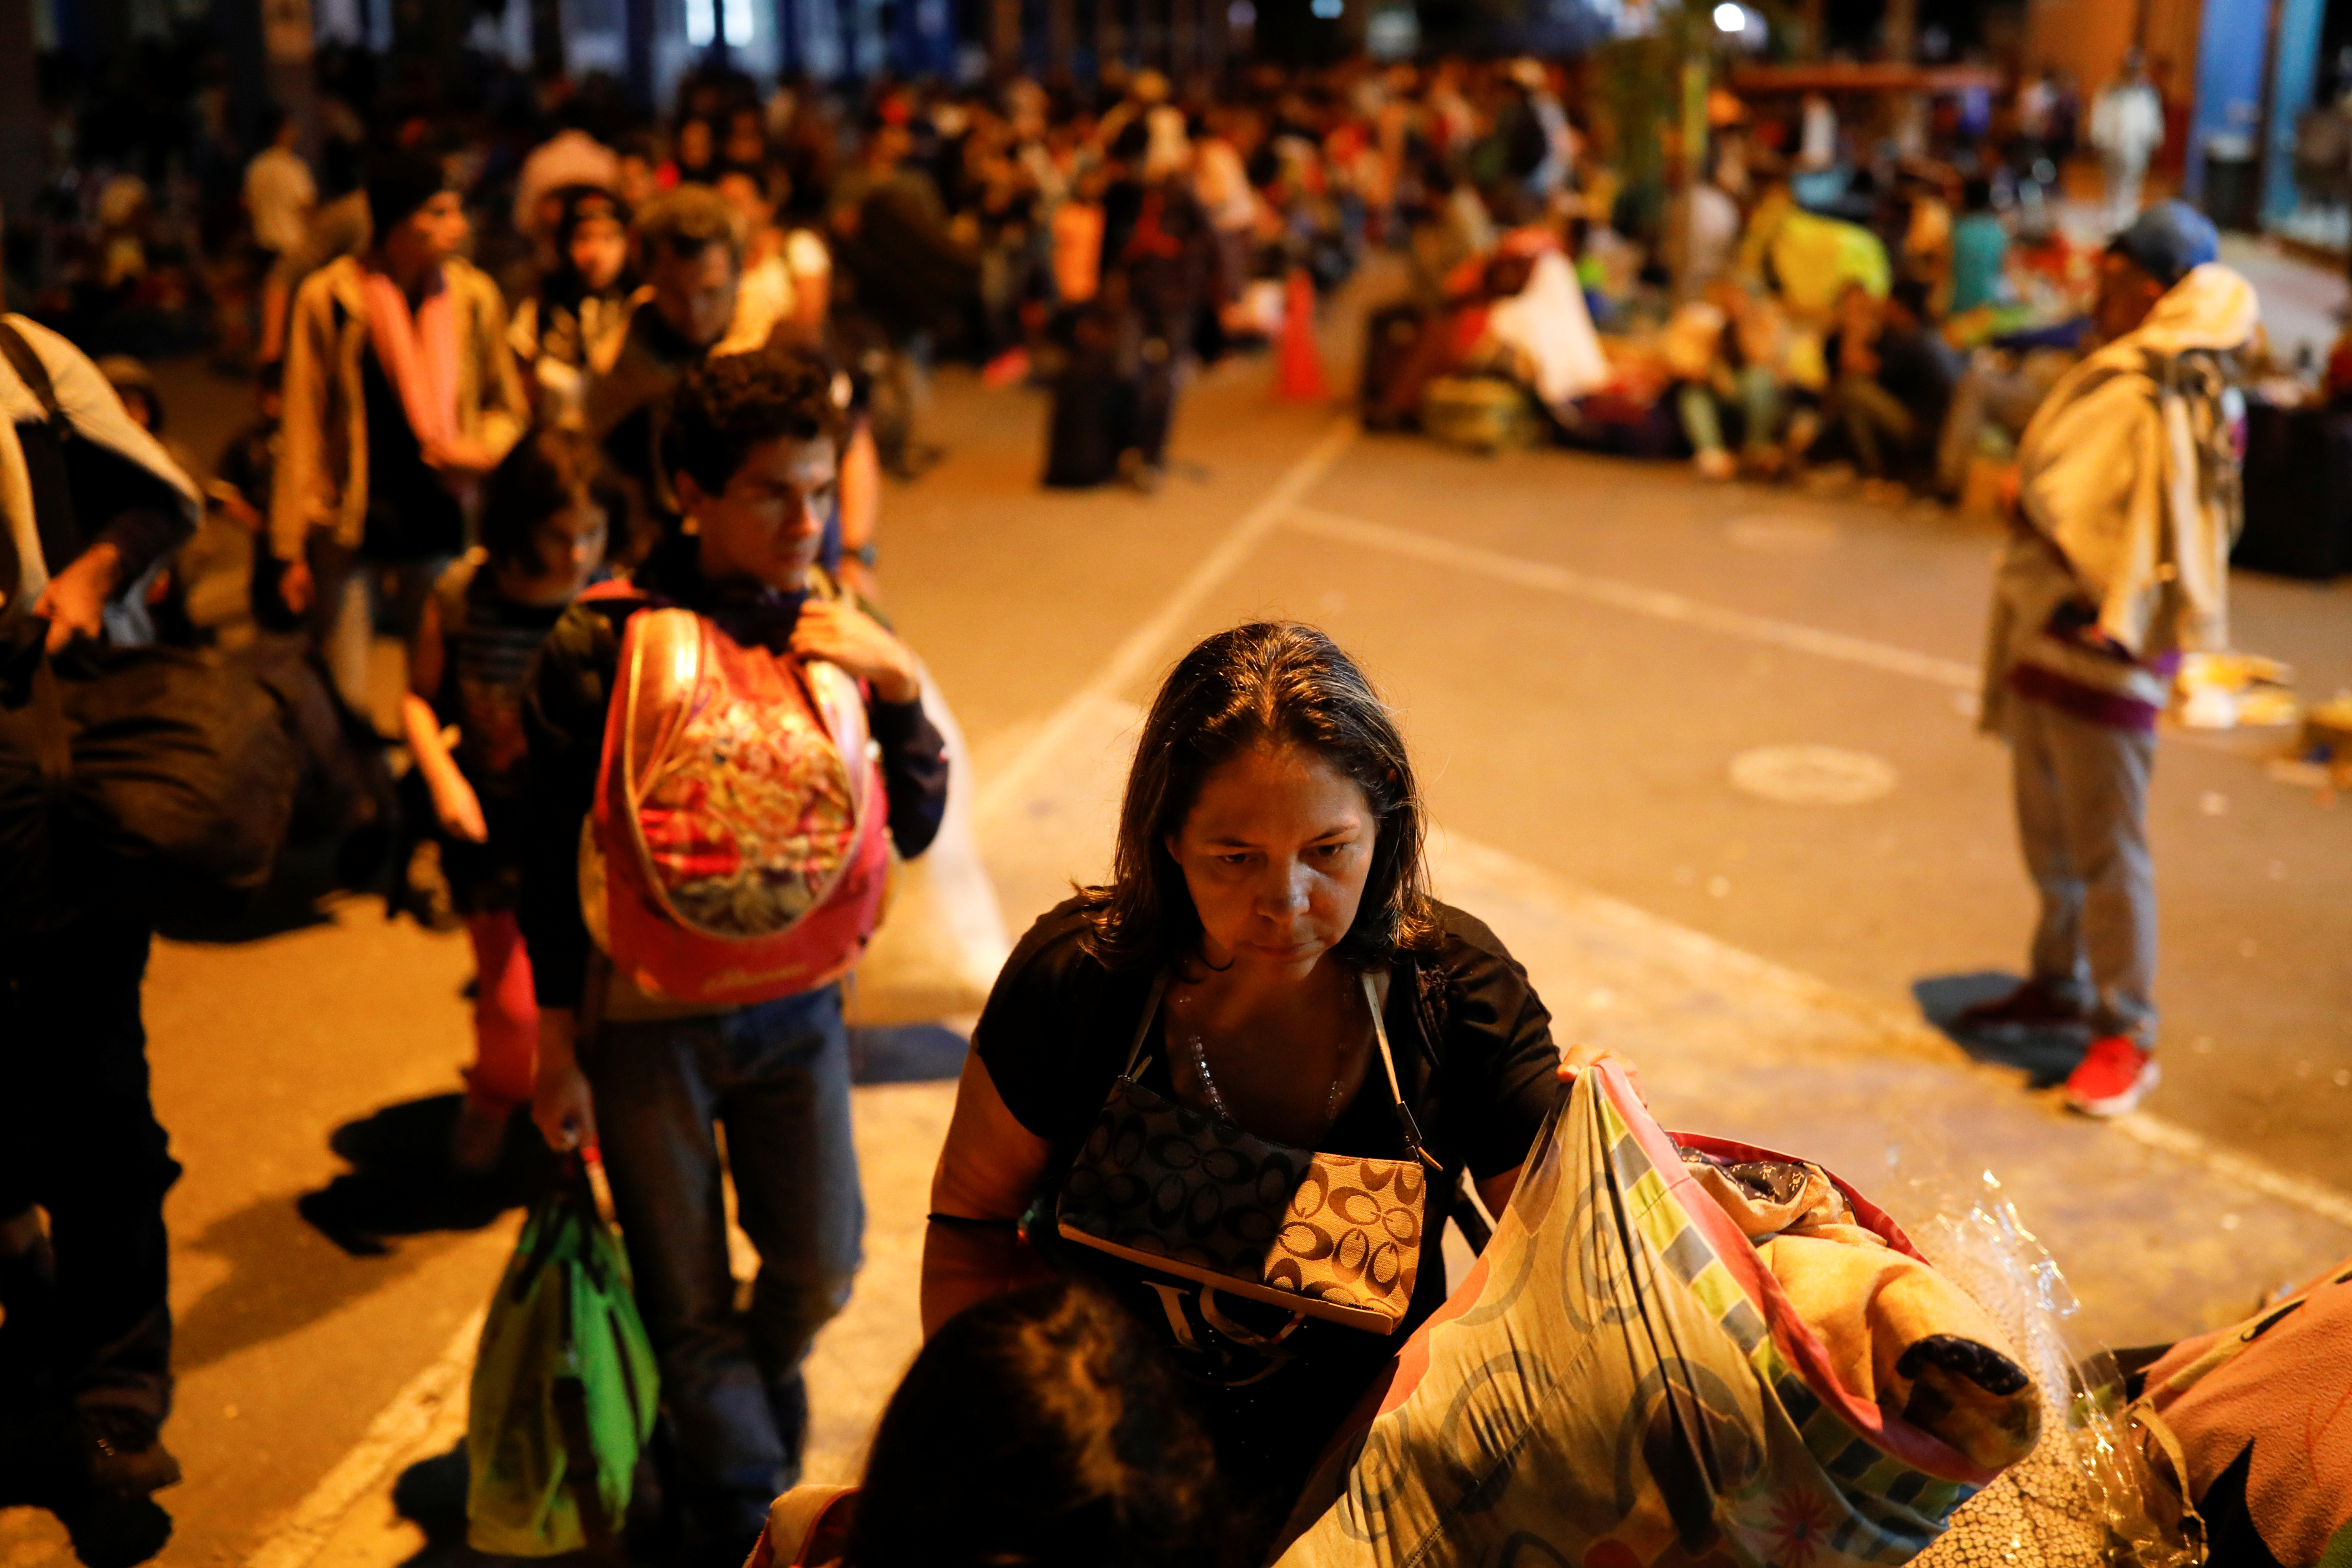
[244, 1310, 482, 1568]
[1285, 504, 1982, 689]
[974, 420, 1360, 825]
[1729, 744, 1901, 805]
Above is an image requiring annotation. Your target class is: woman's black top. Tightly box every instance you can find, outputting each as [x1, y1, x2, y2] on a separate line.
[972, 897, 1562, 1529]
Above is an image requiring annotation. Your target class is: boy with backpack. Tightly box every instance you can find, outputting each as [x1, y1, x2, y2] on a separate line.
[517, 348, 946, 1566]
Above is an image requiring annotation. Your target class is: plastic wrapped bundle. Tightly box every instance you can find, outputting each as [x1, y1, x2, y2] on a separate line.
[1272, 1064, 2042, 1568]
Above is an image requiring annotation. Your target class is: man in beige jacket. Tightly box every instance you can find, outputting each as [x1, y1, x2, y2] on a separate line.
[270, 147, 526, 715]
[1966, 202, 2254, 1117]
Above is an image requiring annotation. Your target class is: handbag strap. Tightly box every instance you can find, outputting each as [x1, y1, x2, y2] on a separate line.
[1123, 967, 1441, 1171]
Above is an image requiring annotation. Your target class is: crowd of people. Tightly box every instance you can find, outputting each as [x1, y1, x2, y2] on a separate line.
[0, 33, 2323, 1568]
[7, 47, 2280, 510]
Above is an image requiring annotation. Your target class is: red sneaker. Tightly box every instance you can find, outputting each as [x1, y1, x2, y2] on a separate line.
[2063, 1036, 2159, 1118]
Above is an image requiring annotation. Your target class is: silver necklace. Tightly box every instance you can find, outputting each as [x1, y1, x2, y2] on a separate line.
[1169, 968, 1354, 1129]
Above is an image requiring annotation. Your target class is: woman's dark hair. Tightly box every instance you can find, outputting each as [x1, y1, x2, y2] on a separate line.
[478, 423, 624, 573]
[662, 345, 848, 501]
[844, 1279, 1230, 1568]
[539, 184, 633, 313]
[1081, 621, 1438, 972]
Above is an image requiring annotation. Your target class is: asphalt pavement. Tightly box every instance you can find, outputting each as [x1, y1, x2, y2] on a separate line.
[4, 268, 2349, 1568]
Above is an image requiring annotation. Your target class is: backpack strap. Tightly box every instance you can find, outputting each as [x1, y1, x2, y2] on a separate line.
[0, 319, 67, 436]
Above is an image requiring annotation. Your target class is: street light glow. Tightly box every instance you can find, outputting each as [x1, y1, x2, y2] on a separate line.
[1713, 1, 1744, 30]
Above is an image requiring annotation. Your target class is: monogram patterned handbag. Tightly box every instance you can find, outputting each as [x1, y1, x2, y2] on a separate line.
[1056, 973, 1439, 1334]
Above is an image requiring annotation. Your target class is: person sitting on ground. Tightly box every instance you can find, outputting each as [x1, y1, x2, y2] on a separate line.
[521, 349, 948, 1568]
[1666, 279, 1813, 482]
[751, 1278, 1236, 1568]
[405, 426, 616, 1175]
[1821, 278, 1957, 495]
[920, 620, 1631, 1555]
[508, 185, 635, 422]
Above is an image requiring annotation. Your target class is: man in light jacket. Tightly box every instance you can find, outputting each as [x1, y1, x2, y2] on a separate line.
[1964, 202, 2255, 1117]
[271, 148, 526, 716]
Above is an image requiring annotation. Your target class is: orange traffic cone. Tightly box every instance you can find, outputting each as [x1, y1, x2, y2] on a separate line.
[1275, 269, 1326, 402]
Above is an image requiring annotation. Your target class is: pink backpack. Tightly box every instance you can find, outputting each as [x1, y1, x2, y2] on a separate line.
[579, 588, 890, 1006]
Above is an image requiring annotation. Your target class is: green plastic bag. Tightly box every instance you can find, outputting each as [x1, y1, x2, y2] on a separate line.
[467, 1165, 660, 1556]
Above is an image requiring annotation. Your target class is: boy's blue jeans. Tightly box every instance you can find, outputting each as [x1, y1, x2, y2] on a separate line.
[584, 984, 863, 1545]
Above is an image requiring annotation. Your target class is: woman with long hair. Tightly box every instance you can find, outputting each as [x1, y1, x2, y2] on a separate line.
[921, 621, 1625, 1546]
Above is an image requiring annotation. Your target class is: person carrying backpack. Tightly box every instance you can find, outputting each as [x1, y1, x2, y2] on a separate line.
[0, 309, 202, 1567]
[517, 348, 947, 1568]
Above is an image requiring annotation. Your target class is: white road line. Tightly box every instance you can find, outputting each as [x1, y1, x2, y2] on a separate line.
[974, 420, 1360, 823]
[2112, 1113, 2352, 1231]
[244, 1309, 483, 1568]
[1286, 505, 1982, 690]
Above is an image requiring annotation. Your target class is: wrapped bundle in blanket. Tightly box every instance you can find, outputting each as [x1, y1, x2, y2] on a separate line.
[1272, 1063, 2040, 1568]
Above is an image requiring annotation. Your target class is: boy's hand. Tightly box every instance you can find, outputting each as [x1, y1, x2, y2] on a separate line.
[532, 1010, 598, 1153]
[431, 773, 489, 843]
[791, 598, 920, 705]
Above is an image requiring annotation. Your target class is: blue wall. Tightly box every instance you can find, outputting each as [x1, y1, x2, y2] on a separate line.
[2186, 0, 2270, 203]
[2263, 0, 2327, 220]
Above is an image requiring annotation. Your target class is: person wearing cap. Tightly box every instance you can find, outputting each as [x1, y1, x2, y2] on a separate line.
[1963, 202, 2257, 1117]
[269, 147, 527, 717]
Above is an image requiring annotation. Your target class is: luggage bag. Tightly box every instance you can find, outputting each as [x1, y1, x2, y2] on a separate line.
[2234, 401, 2352, 580]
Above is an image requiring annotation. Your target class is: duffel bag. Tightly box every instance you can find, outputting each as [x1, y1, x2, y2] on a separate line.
[0, 621, 300, 930]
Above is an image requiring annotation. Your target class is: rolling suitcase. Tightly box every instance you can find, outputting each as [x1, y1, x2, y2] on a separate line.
[1042, 311, 1138, 488]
